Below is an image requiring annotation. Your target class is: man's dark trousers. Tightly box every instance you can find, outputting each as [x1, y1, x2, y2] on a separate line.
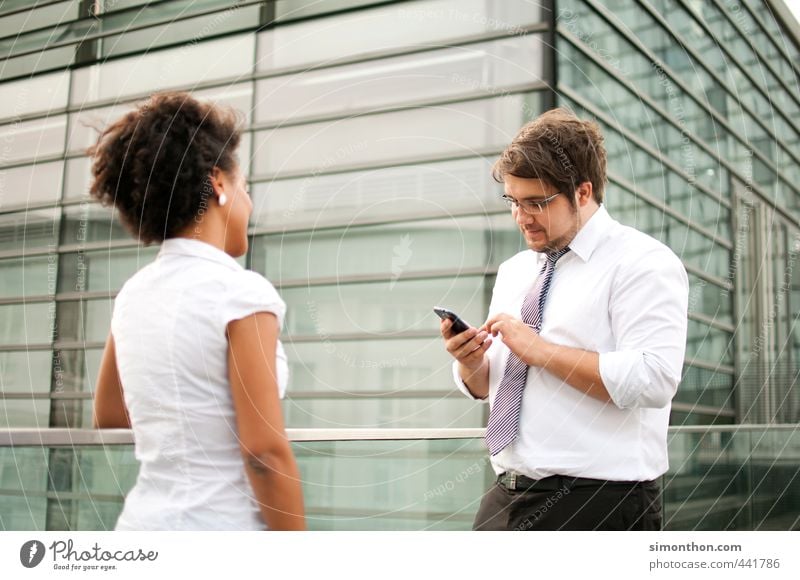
[473, 474, 662, 531]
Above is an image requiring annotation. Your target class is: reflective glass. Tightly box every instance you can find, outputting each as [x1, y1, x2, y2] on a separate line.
[0, 207, 59, 252]
[256, 0, 542, 72]
[251, 214, 521, 283]
[0, 302, 55, 345]
[252, 93, 541, 176]
[58, 247, 158, 294]
[0, 160, 63, 209]
[250, 157, 506, 228]
[0, 255, 55, 298]
[0, 116, 66, 165]
[0, 351, 53, 393]
[255, 34, 544, 124]
[282, 276, 487, 337]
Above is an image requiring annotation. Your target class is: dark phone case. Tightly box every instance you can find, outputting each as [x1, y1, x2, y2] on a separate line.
[434, 307, 470, 334]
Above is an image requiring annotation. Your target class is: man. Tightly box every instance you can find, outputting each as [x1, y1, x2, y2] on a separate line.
[441, 108, 689, 530]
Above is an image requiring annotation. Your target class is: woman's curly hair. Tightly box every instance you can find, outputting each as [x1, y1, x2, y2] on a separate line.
[88, 91, 242, 244]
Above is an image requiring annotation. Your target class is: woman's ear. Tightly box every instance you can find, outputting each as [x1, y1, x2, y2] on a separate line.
[209, 166, 227, 206]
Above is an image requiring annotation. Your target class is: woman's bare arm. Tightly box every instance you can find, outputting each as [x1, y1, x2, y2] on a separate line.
[227, 312, 305, 530]
[93, 333, 131, 429]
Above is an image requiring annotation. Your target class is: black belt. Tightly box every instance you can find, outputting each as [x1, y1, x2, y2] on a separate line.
[497, 472, 656, 492]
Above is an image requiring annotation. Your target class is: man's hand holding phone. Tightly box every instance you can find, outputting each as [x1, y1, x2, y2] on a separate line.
[435, 307, 491, 399]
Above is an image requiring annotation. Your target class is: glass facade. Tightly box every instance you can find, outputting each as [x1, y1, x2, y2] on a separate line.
[0, 0, 799, 530]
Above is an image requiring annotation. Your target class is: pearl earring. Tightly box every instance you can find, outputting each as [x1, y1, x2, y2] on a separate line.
[218, 194, 227, 207]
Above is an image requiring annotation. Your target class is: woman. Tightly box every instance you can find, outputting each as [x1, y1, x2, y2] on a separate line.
[91, 91, 305, 531]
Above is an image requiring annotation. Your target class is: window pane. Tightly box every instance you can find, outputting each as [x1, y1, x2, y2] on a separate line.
[256, 0, 542, 72]
[253, 93, 541, 176]
[70, 34, 255, 106]
[0, 399, 51, 427]
[0, 255, 55, 298]
[58, 247, 158, 293]
[252, 214, 521, 282]
[0, 71, 70, 122]
[286, 337, 473, 394]
[0, 302, 55, 345]
[60, 203, 128, 245]
[250, 157, 505, 228]
[0, 350, 52, 393]
[0, 160, 63, 209]
[282, 395, 483, 428]
[0, 116, 66, 164]
[0, 207, 60, 252]
[283, 276, 487, 336]
[255, 34, 544, 124]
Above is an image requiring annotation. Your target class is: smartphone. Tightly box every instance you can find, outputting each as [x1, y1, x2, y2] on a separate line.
[433, 306, 471, 335]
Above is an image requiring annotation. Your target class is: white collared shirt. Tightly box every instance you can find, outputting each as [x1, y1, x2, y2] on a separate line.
[111, 237, 289, 530]
[453, 205, 689, 481]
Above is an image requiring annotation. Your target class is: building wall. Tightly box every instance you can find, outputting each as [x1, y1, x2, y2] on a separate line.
[0, 0, 549, 436]
[556, 0, 800, 425]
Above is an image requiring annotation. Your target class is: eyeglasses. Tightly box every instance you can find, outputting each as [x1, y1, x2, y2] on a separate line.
[501, 192, 562, 215]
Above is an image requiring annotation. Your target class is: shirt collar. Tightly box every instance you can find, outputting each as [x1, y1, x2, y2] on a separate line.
[566, 204, 613, 262]
[158, 237, 243, 270]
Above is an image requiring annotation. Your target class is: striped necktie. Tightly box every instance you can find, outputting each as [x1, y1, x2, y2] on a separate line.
[485, 247, 570, 456]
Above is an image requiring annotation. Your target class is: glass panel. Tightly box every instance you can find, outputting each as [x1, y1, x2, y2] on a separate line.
[251, 215, 520, 282]
[0, 45, 75, 82]
[50, 348, 103, 395]
[54, 299, 113, 344]
[676, 364, 734, 409]
[0, 255, 55, 298]
[0, 1, 80, 39]
[294, 438, 491, 529]
[283, 276, 486, 336]
[252, 93, 541, 175]
[687, 273, 732, 326]
[99, 3, 260, 60]
[604, 185, 730, 280]
[664, 429, 753, 529]
[0, 115, 66, 164]
[0, 446, 49, 529]
[255, 34, 544, 124]
[63, 156, 92, 201]
[0, 70, 70, 122]
[67, 84, 252, 155]
[285, 337, 476, 395]
[0, 207, 59, 252]
[250, 157, 506, 228]
[0, 399, 51, 428]
[274, 0, 387, 21]
[0, 350, 52, 393]
[2, 428, 799, 530]
[70, 34, 255, 106]
[257, 0, 542, 72]
[286, 395, 484, 429]
[0, 160, 63, 209]
[60, 203, 128, 245]
[685, 319, 733, 366]
[0, 302, 55, 345]
[58, 247, 158, 293]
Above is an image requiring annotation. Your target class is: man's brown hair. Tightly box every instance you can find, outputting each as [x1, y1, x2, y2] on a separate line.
[492, 107, 607, 205]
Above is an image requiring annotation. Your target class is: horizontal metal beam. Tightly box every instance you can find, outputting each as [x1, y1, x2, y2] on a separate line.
[2, 424, 798, 447]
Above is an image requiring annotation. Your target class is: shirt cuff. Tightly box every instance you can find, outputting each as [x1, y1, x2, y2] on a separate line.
[598, 349, 650, 409]
[452, 360, 488, 402]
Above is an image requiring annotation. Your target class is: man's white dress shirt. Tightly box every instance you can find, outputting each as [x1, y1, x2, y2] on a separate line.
[453, 205, 689, 481]
[112, 237, 288, 530]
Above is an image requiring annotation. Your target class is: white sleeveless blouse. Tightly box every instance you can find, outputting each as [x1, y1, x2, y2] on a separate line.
[111, 237, 288, 530]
